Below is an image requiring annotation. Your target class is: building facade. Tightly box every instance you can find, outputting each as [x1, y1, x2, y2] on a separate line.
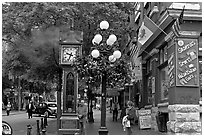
[127, 2, 202, 134]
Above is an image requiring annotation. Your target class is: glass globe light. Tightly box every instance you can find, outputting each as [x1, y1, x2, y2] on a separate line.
[92, 39, 96, 45]
[108, 34, 117, 43]
[106, 38, 114, 46]
[94, 34, 102, 44]
[100, 20, 109, 30]
[108, 55, 116, 62]
[113, 50, 121, 59]
[91, 49, 100, 58]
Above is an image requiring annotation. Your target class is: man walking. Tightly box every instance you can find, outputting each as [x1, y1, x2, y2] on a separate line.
[112, 102, 119, 122]
[26, 101, 35, 119]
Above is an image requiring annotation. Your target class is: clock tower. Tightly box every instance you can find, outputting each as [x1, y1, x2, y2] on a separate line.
[58, 30, 83, 135]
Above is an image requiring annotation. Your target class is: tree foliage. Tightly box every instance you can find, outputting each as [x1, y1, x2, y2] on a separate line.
[2, 2, 135, 93]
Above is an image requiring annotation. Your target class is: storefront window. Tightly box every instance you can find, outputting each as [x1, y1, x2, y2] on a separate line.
[147, 60, 150, 72]
[164, 46, 168, 62]
[160, 67, 169, 100]
[160, 49, 163, 64]
[147, 76, 152, 104]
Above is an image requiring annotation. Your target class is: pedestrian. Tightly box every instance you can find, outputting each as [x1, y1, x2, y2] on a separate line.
[77, 100, 88, 135]
[122, 101, 136, 135]
[6, 102, 12, 116]
[122, 114, 131, 135]
[26, 101, 35, 119]
[112, 102, 119, 122]
[120, 105, 127, 121]
[126, 101, 136, 125]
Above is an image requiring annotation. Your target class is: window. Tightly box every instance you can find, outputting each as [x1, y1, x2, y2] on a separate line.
[164, 46, 168, 62]
[159, 45, 168, 64]
[160, 67, 169, 100]
[159, 44, 169, 101]
[147, 76, 152, 104]
[146, 58, 153, 73]
[146, 59, 150, 72]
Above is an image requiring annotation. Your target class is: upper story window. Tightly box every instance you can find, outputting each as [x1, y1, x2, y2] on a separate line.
[159, 45, 168, 64]
[146, 58, 153, 73]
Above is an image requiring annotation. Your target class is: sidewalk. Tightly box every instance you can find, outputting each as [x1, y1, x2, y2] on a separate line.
[45, 109, 167, 135]
[1, 110, 26, 116]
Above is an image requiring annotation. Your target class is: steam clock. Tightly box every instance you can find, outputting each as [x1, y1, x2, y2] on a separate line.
[57, 30, 83, 135]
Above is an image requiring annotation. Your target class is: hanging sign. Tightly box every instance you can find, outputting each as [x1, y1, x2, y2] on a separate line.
[176, 38, 199, 86]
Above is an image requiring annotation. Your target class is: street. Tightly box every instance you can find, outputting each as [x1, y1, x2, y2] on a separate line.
[2, 111, 55, 135]
[2, 109, 166, 135]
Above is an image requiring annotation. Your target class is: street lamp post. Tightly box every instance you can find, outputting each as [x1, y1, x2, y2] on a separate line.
[91, 20, 121, 135]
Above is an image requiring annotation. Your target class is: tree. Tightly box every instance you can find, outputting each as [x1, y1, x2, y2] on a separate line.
[2, 2, 135, 95]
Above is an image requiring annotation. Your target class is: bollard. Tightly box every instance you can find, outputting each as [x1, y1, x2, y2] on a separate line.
[42, 129, 46, 135]
[36, 120, 40, 135]
[44, 116, 48, 127]
[41, 118, 44, 130]
[27, 125, 32, 135]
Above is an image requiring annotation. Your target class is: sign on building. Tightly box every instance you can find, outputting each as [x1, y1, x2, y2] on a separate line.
[138, 109, 151, 129]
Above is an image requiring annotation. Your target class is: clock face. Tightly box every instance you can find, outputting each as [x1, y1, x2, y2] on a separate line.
[62, 47, 78, 64]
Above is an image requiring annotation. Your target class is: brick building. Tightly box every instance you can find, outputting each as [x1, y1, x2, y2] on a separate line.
[124, 2, 202, 134]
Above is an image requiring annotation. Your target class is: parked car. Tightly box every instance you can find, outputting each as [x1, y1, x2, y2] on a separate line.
[2, 121, 13, 135]
[33, 102, 57, 118]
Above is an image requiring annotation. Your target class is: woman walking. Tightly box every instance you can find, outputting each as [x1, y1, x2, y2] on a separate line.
[122, 101, 136, 135]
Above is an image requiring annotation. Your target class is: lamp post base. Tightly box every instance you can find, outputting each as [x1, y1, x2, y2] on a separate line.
[98, 127, 108, 135]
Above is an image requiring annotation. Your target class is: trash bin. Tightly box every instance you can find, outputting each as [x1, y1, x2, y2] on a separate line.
[156, 112, 168, 132]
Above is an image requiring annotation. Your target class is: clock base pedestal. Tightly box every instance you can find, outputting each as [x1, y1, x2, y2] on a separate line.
[58, 113, 80, 135]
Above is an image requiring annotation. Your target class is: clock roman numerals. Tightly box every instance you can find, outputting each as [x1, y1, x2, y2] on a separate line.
[61, 47, 78, 64]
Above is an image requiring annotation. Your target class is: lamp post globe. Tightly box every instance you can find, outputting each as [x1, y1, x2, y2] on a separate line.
[94, 34, 102, 44]
[100, 20, 109, 30]
[106, 38, 114, 46]
[108, 55, 116, 62]
[92, 38, 96, 45]
[108, 34, 117, 43]
[113, 50, 121, 59]
[91, 49, 100, 58]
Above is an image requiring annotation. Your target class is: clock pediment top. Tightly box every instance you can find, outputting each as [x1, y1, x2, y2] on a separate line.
[60, 30, 83, 44]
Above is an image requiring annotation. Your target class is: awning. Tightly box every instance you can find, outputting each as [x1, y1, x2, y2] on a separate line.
[106, 88, 124, 96]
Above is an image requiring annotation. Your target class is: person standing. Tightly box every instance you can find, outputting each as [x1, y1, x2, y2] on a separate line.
[26, 101, 35, 119]
[120, 104, 127, 121]
[126, 101, 136, 125]
[77, 100, 88, 135]
[122, 101, 136, 135]
[6, 102, 12, 116]
[112, 102, 119, 122]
